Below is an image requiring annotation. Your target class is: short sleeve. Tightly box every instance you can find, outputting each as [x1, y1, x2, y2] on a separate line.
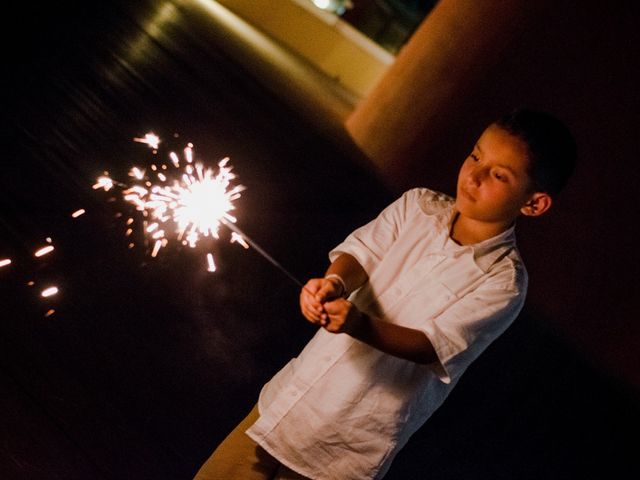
[419, 263, 527, 384]
[329, 189, 421, 275]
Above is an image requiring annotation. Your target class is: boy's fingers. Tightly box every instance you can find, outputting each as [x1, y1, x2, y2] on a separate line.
[315, 285, 331, 301]
[301, 303, 322, 321]
[300, 278, 340, 326]
[301, 292, 326, 322]
[315, 280, 342, 302]
[323, 299, 347, 314]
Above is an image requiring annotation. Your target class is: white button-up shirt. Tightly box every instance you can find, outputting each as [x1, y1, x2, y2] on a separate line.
[247, 188, 527, 479]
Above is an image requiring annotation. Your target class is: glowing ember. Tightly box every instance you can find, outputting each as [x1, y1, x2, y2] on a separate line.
[93, 175, 114, 191]
[71, 209, 86, 218]
[35, 245, 55, 257]
[133, 132, 160, 149]
[231, 232, 250, 249]
[206, 253, 216, 272]
[130, 167, 145, 180]
[45, 309, 56, 317]
[41, 286, 59, 298]
[0, 258, 11, 268]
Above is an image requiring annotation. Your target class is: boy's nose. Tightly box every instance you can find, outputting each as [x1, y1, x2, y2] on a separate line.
[468, 167, 484, 185]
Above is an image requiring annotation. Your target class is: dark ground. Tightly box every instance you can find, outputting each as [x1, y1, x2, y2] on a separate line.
[1, 1, 638, 479]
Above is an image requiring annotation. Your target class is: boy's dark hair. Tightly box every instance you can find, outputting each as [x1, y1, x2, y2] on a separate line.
[495, 108, 577, 196]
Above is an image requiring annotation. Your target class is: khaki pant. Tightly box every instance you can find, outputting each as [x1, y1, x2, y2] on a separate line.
[193, 404, 310, 480]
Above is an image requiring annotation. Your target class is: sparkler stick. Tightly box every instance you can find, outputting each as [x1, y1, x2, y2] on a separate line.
[221, 219, 304, 288]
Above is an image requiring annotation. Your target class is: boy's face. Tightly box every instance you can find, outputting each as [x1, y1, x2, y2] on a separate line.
[456, 124, 538, 225]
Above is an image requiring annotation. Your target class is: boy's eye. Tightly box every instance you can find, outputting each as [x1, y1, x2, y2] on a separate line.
[469, 153, 479, 161]
[493, 172, 507, 182]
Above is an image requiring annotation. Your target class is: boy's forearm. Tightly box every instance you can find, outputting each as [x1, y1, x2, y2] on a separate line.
[325, 253, 368, 296]
[321, 254, 437, 364]
[350, 314, 438, 365]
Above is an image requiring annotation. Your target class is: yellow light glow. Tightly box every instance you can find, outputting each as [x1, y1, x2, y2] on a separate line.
[313, 0, 331, 9]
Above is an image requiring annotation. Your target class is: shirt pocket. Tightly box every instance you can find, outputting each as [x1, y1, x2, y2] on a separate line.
[430, 256, 485, 298]
[399, 280, 460, 328]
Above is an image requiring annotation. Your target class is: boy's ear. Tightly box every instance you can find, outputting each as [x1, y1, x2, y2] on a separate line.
[521, 192, 552, 217]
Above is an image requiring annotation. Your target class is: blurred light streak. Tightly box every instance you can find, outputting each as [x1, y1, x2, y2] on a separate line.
[133, 132, 160, 149]
[206, 253, 216, 272]
[35, 245, 55, 257]
[41, 286, 59, 298]
[93, 175, 114, 191]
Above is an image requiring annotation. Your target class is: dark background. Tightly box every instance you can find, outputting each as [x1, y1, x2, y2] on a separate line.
[1, 1, 638, 478]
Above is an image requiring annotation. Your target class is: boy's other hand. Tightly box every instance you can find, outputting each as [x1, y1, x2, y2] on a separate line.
[322, 299, 364, 335]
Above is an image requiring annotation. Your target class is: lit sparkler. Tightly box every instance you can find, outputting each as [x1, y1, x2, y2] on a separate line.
[95, 137, 245, 269]
[95, 133, 305, 287]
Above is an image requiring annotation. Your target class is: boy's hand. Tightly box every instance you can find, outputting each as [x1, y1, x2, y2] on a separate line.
[300, 279, 364, 333]
[321, 298, 365, 335]
[299, 278, 345, 325]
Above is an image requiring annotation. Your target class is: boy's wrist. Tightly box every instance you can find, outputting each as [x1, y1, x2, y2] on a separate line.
[325, 273, 347, 298]
[349, 310, 370, 338]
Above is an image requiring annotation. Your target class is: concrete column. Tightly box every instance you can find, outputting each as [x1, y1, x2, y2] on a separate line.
[345, 0, 552, 188]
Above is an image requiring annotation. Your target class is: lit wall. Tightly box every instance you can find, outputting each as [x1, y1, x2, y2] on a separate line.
[214, 0, 394, 99]
[346, 0, 640, 394]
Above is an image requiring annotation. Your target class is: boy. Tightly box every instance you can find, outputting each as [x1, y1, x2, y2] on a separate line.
[194, 109, 576, 479]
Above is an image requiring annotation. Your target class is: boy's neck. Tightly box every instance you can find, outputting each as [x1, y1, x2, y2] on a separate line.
[449, 212, 514, 246]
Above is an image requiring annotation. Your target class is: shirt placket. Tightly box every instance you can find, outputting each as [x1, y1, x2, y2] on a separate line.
[257, 334, 356, 436]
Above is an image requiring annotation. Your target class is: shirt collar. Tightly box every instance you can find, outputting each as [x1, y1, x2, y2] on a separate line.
[431, 202, 518, 273]
[467, 223, 517, 272]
